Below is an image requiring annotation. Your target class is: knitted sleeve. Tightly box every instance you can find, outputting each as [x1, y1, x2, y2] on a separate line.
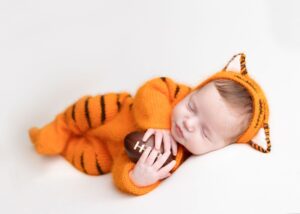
[132, 77, 191, 130]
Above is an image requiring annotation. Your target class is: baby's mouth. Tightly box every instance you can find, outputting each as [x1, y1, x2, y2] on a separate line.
[175, 123, 184, 139]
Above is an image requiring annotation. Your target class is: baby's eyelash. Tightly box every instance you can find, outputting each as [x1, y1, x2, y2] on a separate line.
[187, 102, 193, 111]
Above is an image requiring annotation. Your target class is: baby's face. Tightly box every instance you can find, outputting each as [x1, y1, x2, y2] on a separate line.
[171, 82, 240, 155]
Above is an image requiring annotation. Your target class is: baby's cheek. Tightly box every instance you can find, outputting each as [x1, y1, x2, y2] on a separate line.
[171, 109, 178, 122]
[173, 103, 185, 117]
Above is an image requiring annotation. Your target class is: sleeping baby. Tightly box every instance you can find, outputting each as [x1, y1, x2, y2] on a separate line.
[28, 53, 271, 196]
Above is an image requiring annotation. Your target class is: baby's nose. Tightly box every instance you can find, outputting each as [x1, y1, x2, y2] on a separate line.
[183, 119, 195, 132]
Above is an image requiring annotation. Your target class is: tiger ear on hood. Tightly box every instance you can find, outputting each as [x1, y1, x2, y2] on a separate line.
[250, 127, 267, 149]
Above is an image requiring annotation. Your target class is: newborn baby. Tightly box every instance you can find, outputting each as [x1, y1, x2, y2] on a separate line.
[129, 78, 253, 187]
[28, 53, 271, 196]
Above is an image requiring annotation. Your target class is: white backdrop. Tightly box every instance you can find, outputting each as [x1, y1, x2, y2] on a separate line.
[1, 0, 299, 213]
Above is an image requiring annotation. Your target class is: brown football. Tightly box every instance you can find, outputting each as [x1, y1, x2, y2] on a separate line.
[124, 131, 175, 167]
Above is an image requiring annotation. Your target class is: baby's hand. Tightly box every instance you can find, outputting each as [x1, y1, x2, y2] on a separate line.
[129, 147, 176, 187]
[142, 128, 178, 156]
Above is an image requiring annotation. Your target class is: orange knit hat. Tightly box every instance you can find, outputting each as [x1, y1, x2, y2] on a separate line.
[192, 53, 271, 153]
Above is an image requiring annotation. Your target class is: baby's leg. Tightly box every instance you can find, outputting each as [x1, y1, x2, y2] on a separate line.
[61, 135, 113, 175]
[28, 93, 131, 155]
[29, 112, 71, 155]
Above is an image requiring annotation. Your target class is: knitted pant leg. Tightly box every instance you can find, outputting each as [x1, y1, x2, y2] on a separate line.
[28, 112, 71, 155]
[28, 93, 131, 155]
[61, 135, 113, 175]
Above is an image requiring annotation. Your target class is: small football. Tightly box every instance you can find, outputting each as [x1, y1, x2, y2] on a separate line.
[124, 131, 175, 167]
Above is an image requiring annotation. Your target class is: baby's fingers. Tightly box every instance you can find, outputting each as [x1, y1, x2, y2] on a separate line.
[160, 172, 172, 180]
[163, 133, 171, 153]
[154, 131, 163, 150]
[142, 129, 154, 142]
[158, 160, 176, 179]
[152, 150, 171, 170]
[137, 146, 152, 165]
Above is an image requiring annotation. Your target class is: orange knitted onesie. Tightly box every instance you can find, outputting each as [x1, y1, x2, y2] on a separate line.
[28, 76, 192, 196]
[28, 53, 271, 196]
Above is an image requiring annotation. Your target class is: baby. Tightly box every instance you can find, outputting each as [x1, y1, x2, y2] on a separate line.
[28, 53, 271, 196]
[129, 78, 253, 187]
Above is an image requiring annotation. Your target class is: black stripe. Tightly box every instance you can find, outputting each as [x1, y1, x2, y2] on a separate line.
[160, 77, 166, 82]
[64, 111, 68, 124]
[116, 94, 121, 112]
[264, 123, 269, 129]
[85, 97, 92, 128]
[100, 95, 106, 124]
[72, 104, 76, 122]
[95, 154, 104, 175]
[241, 69, 247, 75]
[129, 103, 133, 110]
[80, 152, 87, 174]
[174, 85, 180, 98]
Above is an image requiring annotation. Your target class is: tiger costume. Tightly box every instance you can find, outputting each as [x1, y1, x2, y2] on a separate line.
[28, 53, 271, 196]
[29, 77, 192, 196]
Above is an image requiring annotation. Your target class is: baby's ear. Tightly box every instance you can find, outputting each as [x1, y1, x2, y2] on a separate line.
[250, 128, 266, 148]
